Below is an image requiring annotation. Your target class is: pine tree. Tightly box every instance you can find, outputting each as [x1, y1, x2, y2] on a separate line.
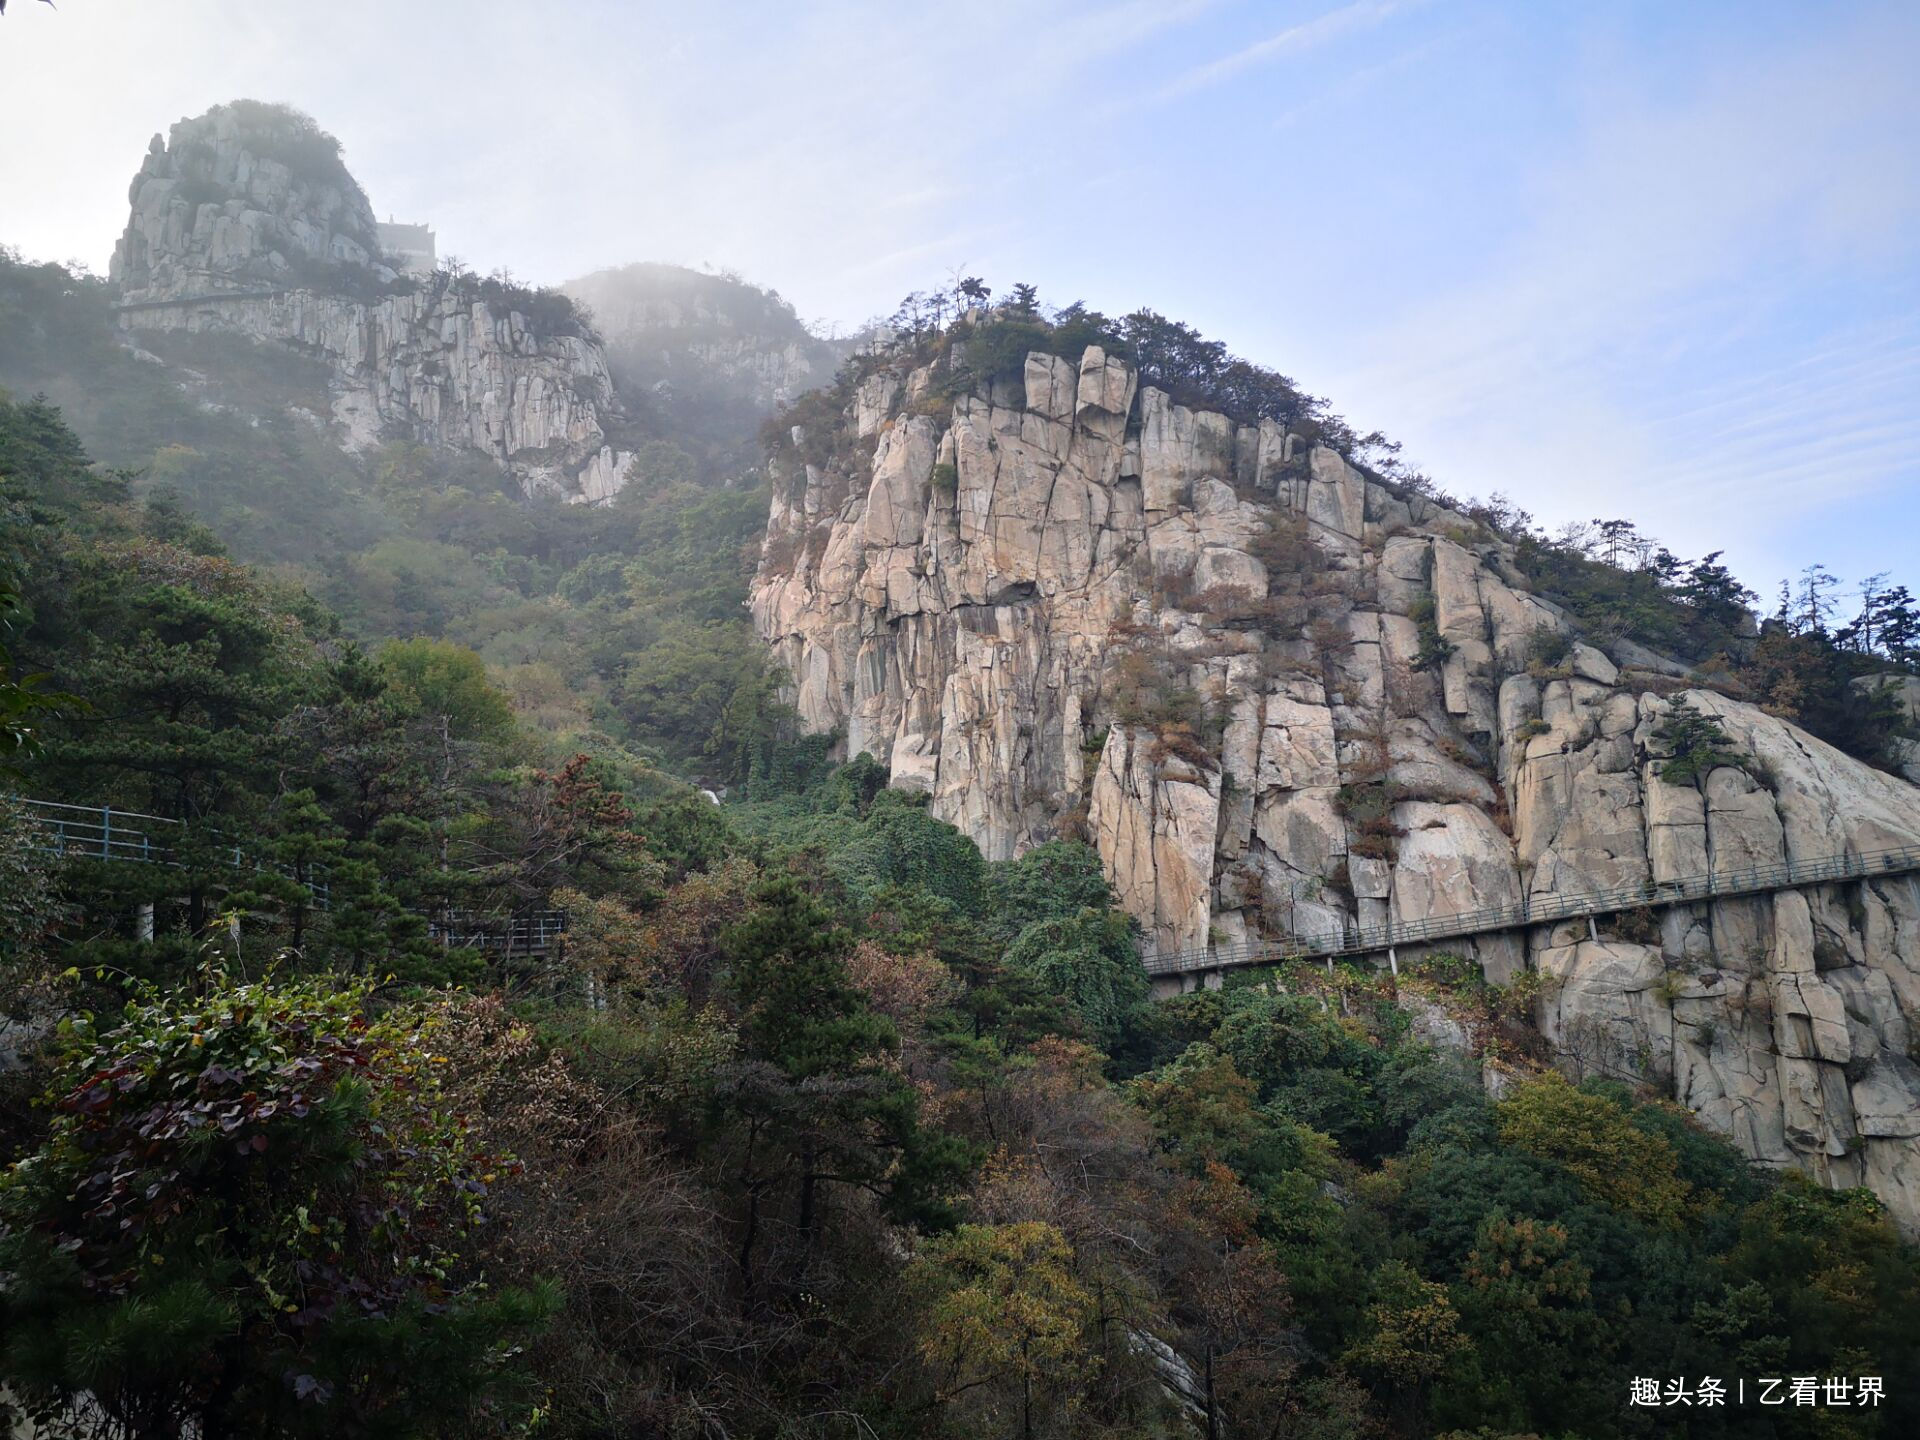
[1651, 699, 1745, 787]
[721, 877, 968, 1281]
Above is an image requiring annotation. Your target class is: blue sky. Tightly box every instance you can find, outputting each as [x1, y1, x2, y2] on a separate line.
[2, 0, 1915, 607]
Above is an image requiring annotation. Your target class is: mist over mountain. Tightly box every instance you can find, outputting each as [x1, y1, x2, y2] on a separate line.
[563, 262, 851, 476]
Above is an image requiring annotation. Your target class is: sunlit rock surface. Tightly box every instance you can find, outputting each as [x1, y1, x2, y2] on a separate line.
[752, 339, 1920, 1228]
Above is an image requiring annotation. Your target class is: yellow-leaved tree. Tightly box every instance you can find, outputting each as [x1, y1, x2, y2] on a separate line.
[911, 1221, 1098, 1440]
[1495, 1071, 1693, 1227]
[1345, 1259, 1470, 1390]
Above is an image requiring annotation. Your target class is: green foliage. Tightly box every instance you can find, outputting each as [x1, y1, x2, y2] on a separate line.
[1650, 697, 1745, 787]
[0, 396, 635, 991]
[1502, 514, 1916, 773]
[1344, 1259, 1470, 1388]
[725, 874, 888, 1079]
[0, 972, 554, 1435]
[0, 255, 784, 784]
[1117, 968, 1920, 1439]
[1525, 624, 1572, 671]
[1132, 1043, 1314, 1189]
[984, 839, 1115, 945]
[630, 787, 732, 880]
[1335, 774, 1404, 861]
[1409, 590, 1457, 671]
[32, 538, 315, 825]
[721, 875, 971, 1249]
[1001, 910, 1143, 1051]
[10, 242, 1920, 1440]
[0, 577, 76, 772]
[2, 255, 382, 567]
[730, 766, 973, 901]
[883, 282, 1367, 446]
[0, 393, 112, 768]
[1721, 1175, 1920, 1386]
[1495, 1071, 1693, 1226]
[826, 790, 986, 912]
[378, 635, 514, 742]
[0, 796, 68, 980]
[433, 266, 597, 342]
[1511, 522, 1756, 662]
[1409, 948, 1483, 991]
[1745, 615, 1918, 768]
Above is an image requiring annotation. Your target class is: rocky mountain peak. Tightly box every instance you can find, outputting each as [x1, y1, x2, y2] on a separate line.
[751, 327, 1920, 1229]
[106, 101, 635, 503]
[562, 262, 851, 474]
[111, 100, 384, 302]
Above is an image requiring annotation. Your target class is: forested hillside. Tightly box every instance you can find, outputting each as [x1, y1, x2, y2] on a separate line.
[0, 248, 788, 784]
[4, 379, 1920, 1437]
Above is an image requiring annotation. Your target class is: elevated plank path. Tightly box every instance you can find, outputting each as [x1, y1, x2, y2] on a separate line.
[1146, 843, 1920, 981]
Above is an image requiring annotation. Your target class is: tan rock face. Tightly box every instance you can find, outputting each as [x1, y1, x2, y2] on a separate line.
[752, 340, 1920, 1230]
[111, 104, 631, 502]
[1090, 728, 1221, 954]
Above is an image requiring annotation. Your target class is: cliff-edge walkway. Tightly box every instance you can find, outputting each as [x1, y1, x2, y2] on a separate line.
[1146, 843, 1920, 983]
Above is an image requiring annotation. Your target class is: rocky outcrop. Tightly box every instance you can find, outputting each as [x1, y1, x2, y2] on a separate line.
[111, 101, 382, 301]
[110, 102, 633, 501]
[751, 339, 1920, 1228]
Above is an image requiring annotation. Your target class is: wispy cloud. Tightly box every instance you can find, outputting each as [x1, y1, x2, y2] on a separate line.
[1316, 3, 1920, 578]
[1156, 0, 1427, 101]
[1268, 29, 1451, 131]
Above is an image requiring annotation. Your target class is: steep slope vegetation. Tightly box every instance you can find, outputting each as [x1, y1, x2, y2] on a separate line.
[7, 96, 1920, 1437]
[0, 247, 787, 781]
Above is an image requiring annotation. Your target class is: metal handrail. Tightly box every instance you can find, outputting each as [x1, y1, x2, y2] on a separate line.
[1145, 842, 1920, 977]
[426, 909, 568, 953]
[8, 799, 583, 946]
[11, 797, 331, 908]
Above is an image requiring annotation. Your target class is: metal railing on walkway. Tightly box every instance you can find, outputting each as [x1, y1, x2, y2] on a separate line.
[11, 797, 580, 952]
[1145, 842, 1920, 978]
[426, 909, 568, 955]
[14, 797, 331, 907]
